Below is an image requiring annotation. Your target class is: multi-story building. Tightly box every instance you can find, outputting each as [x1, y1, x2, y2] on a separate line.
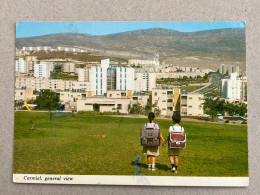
[15, 88, 37, 101]
[131, 92, 150, 107]
[63, 62, 75, 73]
[77, 97, 131, 113]
[115, 67, 135, 90]
[240, 77, 247, 103]
[107, 68, 116, 90]
[151, 88, 180, 116]
[128, 59, 159, 66]
[34, 63, 50, 78]
[221, 73, 242, 102]
[58, 90, 94, 104]
[106, 90, 133, 99]
[15, 58, 27, 73]
[134, 72, 156, 92]
[180, 93, 204, 116]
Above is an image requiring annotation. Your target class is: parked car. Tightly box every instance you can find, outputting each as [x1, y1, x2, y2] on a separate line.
[217, 114, 224, 119]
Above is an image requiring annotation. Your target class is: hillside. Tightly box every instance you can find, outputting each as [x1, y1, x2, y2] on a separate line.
[16, 28, 246, 69]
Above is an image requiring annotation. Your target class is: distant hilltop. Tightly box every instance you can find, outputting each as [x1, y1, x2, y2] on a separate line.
[16, 28, 246, 69]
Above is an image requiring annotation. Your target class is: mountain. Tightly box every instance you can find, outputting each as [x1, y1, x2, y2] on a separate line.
[16, 28, 246, 69]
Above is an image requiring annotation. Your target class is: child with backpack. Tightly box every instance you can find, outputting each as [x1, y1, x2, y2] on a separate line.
[162, 111, 184, 173]
[142, 112, 165, 171]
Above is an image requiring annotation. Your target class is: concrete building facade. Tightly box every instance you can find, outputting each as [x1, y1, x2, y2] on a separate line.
[152, 88, 180, 116]
[15, 58, 27, 73]
[34, 63, 50, 78]
[221, 73, 242, 101]
[180, 93, 204, 116]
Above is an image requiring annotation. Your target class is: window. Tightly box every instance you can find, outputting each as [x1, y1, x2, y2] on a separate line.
[162, 100, 166, 102]
[117, 104, 122, 110]
[189, 106, 192, 108]
[110, 94, 112, 97]
[154, 92, 157, 96]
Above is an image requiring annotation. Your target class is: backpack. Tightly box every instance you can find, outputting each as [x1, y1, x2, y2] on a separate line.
[140, 123, 160, 146]
[169, 126, 186, 149]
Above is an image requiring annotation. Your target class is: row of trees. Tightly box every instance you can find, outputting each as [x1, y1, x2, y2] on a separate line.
[129, 103, 161, 117]
[203, 98, 247, 118]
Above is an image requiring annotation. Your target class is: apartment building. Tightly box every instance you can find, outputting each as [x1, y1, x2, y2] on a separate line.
[134, 72, 156, 92]
[15, 58, 27, 73]
[221, 73, 242, 102]
[128, 59, 159, 66]
[34, 63, 50, 78]
[15, 88, 37, 101]
[115, 67, 135, 90]
[63, 62, 75, 73]
[152, 88, 180, 116]
[180, 93, 204, 116]
[106, 90, 133, 99]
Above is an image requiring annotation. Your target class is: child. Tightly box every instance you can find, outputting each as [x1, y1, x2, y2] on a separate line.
[162, 111, 184, 173]
[143, 112, 165, 171]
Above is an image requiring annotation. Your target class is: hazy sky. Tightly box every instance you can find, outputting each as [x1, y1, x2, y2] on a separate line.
[16, 21, 245, 38]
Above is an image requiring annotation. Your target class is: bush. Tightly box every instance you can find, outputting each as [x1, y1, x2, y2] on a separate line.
[241, 121, 247, 124]
[225, 119, 230, 123]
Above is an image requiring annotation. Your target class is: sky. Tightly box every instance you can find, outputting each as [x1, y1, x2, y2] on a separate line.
[16, 21, 245, 38]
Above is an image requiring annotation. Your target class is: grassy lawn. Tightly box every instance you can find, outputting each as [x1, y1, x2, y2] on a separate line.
[13, 111, 248, 177]
[180, 86, 203, 92]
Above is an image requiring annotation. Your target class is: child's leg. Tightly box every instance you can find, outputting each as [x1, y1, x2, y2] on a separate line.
[147, 155, 152, 170]
[174, 155, 179, 172]
[151, 156, 156, 171]
[174, 155, 179, 167]
[169, 155, 174, 164]
[152, 156, 155, 164]
[147, 155, 151, 164]
[169, 155, 175, 171]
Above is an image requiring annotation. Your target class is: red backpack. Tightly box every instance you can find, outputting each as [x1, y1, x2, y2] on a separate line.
[169, 126, 186, 148]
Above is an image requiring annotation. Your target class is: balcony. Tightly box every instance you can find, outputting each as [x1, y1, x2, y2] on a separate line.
[167, 94, 173, 99]
[181, 100, 187, 105]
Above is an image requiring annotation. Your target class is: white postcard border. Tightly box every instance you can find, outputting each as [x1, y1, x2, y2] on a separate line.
[13, 174, 249, 186]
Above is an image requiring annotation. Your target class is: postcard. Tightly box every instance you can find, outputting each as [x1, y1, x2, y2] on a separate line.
[13, 21, 248, 186]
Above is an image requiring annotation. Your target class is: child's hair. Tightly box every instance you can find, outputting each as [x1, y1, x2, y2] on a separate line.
[148, 112, 155, 122]
[172, 111, 181, 124]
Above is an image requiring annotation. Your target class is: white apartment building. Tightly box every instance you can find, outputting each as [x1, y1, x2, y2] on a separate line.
[34, 63, 50, 78]
[101, 59, 110, 69]
[128, 59, 159, 66]
[221, 73, 241, 101]
[155, 72, 205, 79]
[63, 62, 75, 73]
[180, 93, 204, 116]
[152, 88, 180, 116]
[134, 72, 156, 92]
[15, 58, 27, 73]
[116, 67, 135, 90]
[134, 73, 148, 92]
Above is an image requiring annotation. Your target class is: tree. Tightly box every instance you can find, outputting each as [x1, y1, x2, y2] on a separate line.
[34, 90, 61, 111]
[203, 98, 225, 118]
[129, 103, 144, 115]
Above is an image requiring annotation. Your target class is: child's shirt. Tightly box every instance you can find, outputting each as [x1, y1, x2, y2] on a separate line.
[169, 125, 184, 133]
[144, 122, 160, 129]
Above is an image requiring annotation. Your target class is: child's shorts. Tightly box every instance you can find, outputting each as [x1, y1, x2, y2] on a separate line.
[168, 148, 180, 156]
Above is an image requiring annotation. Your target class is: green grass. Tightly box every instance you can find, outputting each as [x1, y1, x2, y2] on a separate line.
[13, 111, 248, 177]
[180, 86, 203, 92]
